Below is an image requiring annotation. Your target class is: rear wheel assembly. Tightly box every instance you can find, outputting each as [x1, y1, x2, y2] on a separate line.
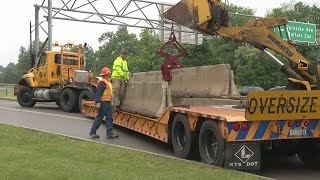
[60, 88, 78, 112]
[298, 143, 320, 169]
[199, 120, 225, 167]
[171, 114, 195, 159]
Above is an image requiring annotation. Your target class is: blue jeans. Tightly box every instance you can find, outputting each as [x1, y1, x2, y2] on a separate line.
[90, 101, 114, 136]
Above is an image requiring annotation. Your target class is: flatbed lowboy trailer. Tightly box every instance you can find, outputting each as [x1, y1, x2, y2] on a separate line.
[82, 97, 320, 170]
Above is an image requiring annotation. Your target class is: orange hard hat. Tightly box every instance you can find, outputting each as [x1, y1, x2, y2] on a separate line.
[100, 67, 111, 76]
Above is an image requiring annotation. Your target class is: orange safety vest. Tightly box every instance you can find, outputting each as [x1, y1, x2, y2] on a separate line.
[99, 79, 113, 102]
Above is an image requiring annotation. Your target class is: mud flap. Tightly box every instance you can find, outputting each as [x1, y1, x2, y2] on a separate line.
[224, 142, 261, 170]
[14, 85, 21, 96]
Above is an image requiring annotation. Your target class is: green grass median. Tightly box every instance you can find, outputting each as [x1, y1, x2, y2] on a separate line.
[0, 124, 260, 180]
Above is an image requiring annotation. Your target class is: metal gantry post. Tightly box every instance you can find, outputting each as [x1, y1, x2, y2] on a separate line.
[160, 4, 165, 42]
[48, 0, 52, 51]
[35, 6, 40, 56]
[0, 66, 3, 89]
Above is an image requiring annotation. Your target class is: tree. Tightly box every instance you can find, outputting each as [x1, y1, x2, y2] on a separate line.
[269, 1, 320, 25]
[96, 26, 139, 72]
[1, 46, 32, 84]
[182, 38, 224, 67]
[17, 46, 32, 74]
[3, 63, 19, 84]
[83, 45, 98, 75]
[233, 45, 287, 90]
[130, 29, 162, 72]
[228, 4, 255, 27]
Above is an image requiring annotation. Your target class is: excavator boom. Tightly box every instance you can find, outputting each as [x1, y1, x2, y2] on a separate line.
[164, 0, 318, 87]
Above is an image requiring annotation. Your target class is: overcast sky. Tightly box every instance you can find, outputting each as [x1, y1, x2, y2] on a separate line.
[0, 0, 318, 67]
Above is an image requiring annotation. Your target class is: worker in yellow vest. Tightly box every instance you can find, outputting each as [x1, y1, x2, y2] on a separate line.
[111, 50, 129, 111]
[89, 67, 119, 139]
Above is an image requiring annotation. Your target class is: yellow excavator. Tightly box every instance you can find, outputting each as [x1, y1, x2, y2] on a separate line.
[163, 0, 318, 91]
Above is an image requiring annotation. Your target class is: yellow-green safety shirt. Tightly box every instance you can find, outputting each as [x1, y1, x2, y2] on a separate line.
[111, 56, 129, 81]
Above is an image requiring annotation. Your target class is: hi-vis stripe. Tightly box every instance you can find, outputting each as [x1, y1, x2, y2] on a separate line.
[226, 120, 320, 141]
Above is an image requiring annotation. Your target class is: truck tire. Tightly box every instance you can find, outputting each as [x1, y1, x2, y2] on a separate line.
[298, 145, 320, 169]
[199, 120, 225, 167]
[60, 88, 78, 112]
[171, 114, 195, 159]
[17, 86, 36, 107]
[78, 90, 94, 112]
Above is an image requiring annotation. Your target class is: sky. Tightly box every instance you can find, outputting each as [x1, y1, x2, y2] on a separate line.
[0, 0, 319, 67]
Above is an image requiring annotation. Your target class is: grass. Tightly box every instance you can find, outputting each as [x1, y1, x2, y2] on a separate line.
[0, 124, 261, 180]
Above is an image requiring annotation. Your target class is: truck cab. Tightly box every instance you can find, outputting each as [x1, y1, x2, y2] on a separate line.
[31, 45, 84, 88]
[16, 43, 95, 113]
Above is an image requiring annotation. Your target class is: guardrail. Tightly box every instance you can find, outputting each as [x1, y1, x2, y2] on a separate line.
[0, 84, 16, 86]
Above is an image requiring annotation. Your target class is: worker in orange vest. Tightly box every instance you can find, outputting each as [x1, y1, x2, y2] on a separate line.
[89, 67, 119, 139]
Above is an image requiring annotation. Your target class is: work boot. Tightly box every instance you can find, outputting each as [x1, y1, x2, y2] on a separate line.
[107, 134, 119, 139]
[89, 132, 100, 138]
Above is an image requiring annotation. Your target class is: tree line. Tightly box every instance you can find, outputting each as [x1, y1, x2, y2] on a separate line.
[1, 1, 319, 90]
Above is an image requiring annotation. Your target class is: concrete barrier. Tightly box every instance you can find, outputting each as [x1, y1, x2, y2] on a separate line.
[126, 64, 241, 112]
[172, 97, 245, 106]
[130, 64, 240, 99]
[169, 64, 240, 98]
[120, 81, 168, 118]
[130, 71, 161, 82]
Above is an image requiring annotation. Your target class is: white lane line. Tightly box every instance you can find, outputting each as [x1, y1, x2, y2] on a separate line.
[0, 106, 92, 122]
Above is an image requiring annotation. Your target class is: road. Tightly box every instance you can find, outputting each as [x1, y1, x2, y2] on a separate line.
[1, 99, 319, 180]
[0, 99, 173, 156]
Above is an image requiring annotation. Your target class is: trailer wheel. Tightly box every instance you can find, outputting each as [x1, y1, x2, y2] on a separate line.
[60, 88, 78, 112]
[78, 90, 94, 112]
[171, 114, 194, 159]
[199, 120, 225, 167]
[17, 86, 36, 107]
[298, 145, 320, 169]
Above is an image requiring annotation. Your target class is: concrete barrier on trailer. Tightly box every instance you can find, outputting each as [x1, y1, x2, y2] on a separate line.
[171, 97, 246, 106]
[130, 70, 162, 82]
[130, 64, 240, 99]
[169, 64, 240, 98]
[120, 81, 169, 118]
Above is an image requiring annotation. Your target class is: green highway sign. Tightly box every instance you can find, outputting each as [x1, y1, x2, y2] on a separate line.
[274, 21, 317, 43]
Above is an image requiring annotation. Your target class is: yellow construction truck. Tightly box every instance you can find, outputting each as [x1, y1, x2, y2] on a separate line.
[82, 0, 320, 171]
[15, 41, 96, 112]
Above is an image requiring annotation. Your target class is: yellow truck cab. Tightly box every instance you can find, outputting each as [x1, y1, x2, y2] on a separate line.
[15, 43, 97, 112]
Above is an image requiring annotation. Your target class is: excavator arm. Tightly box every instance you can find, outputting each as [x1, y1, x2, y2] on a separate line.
[163, 0, 318, 88]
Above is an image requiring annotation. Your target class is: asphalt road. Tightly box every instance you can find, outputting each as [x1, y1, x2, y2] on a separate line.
[1, 99, 319, 180]
[0, 99, 173, 156]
